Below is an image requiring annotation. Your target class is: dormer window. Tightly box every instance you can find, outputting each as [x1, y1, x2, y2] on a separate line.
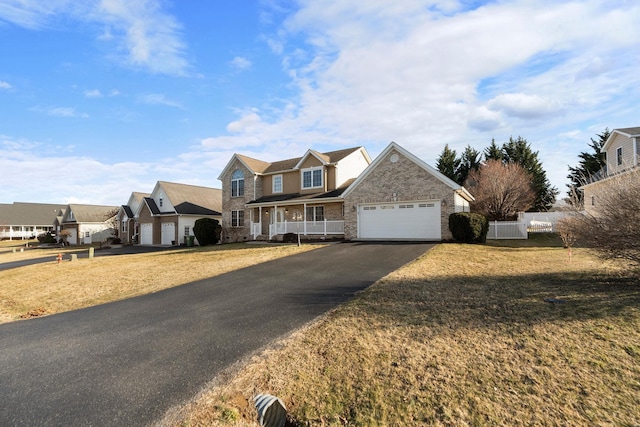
[301, 167, 323, 189]
[231, 169, 245, 197]
[159, 197, 163, 207]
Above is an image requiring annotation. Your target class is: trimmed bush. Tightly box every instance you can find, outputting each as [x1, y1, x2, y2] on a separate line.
[193, 218, 221, 246]
[282, 233, 298, 243]
[449, 212, 489, 243]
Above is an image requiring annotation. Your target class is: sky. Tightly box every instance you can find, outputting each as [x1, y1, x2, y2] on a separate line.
[1, 0, 638, 206]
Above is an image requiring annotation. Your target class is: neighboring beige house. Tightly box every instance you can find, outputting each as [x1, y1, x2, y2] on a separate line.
[218, 142, 473, 242]
[134, 181, 222, 246]
[115, 192, 150, 244]
[0, 202, 66, 240]
[582, 126, 640, 213]
[218, 146, 372, 242]
[61, 204, 119, 245]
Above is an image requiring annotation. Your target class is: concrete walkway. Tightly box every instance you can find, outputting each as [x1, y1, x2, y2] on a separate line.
[0, 242, 433, 426]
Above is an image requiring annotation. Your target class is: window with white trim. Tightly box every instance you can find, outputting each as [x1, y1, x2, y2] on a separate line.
[301, 167, 323, 189]
[306, 206, 324, 222]
[231, 169, 244, 197]
[184, 226, 190, 236]
[231, 210, 245, 227]
[273, 174, 283, 193]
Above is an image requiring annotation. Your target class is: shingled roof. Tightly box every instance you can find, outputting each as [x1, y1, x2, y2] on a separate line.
[157, 181, 222, 215]
[0, 202, 67, 226]
[64, 204, 119, 223]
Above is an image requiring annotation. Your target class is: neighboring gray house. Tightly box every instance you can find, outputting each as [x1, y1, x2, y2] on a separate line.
[0, 202, 66, 240]
[582, 126, 640, 213]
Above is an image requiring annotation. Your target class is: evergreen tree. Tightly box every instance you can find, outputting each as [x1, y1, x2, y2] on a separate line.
[566, 128, 609, 207]
[456, 145, 481, 185]
[436, 144, 460, 182]
[484, 138, 503, 161]
[502, 136, 558, 211]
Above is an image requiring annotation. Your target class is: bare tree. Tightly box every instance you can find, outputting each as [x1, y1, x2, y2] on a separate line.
[466, 159, 535, 221]
[565, 170, 640, 264]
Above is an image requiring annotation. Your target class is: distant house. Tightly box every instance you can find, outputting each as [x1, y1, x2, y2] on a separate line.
[60, 204, 119, 245]
[133, 181, 222, 246]
[218, 142, 473, 242]
[582, 126, 640, 213]
[0, 202, 66, 240]
[116, 192, 150, 244]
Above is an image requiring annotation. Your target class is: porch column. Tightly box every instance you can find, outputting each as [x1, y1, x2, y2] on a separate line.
[257, 207, 262, 239]
[303, 203, 307, 235]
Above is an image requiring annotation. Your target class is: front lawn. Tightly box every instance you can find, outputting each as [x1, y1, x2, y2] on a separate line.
[168, 237, 640, 426]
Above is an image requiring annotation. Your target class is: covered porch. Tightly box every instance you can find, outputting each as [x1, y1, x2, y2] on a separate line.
[247, 196, 345, 240]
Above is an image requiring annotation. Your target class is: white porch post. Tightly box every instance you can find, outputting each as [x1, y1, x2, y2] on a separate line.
[303, 203, 307, 235]
[258, 206, 262, 239]
[324, 218, 327, 236]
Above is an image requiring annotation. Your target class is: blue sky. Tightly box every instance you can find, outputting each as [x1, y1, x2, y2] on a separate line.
[1, 0, 638, 205]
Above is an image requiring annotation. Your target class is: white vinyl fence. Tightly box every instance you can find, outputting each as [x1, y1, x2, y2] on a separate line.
[486, 221, 528, 240]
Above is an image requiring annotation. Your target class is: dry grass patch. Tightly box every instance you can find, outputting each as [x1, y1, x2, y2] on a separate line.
[168, 238, 640, 427]
[0, 243, 321, 323]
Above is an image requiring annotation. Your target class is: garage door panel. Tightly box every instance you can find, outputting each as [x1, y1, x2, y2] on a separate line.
[140, 223, 152, 245]
[358, 202, 440, 240]
[161, 223, 175, 246]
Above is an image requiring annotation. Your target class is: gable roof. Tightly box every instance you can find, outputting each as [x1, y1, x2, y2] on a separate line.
[156, 181, 222, 214]
[218, 147, 368, 179]
[603, 126, 640, 150]
[64, 204, 119, 223]
[0, 202, 67, 226]
[342, 142, 474, 201]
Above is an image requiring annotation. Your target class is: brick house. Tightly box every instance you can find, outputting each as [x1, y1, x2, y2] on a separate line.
[218, 142, 473, 242]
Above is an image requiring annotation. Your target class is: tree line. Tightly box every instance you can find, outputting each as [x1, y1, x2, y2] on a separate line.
[435, 136, 558, 220]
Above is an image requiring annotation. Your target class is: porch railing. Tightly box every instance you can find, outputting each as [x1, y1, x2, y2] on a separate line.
[266, 220, 344, 239]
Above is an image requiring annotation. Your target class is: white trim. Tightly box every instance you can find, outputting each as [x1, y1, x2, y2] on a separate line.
[272, 174, 283, 193]
[293, 149, 329, 169]
[300, 166, 324, 189]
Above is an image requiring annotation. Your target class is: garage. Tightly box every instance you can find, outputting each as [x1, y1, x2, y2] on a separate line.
[161, 222, 175, 246]
[358, 201, 441, 240]
[140, 223, 153, 245]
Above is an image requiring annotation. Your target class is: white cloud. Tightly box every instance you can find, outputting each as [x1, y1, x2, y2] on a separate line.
[138, 93, 183, 109]
[0, 0, 190, 76]
[230, 56, 252, 71]
[0, 81, 12, 90]
[31, 106, 89, 118]
[487, 93, 563, 120]
[84, 89, 102, 98]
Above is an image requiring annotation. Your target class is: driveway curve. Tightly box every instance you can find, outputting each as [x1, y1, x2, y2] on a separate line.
[0, 242, 433, 426]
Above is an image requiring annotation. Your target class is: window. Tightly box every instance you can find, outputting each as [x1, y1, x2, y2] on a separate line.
[122, 221, 128, 233]
[231, 210, 245, 227]
[591, 195, 595, 206]
[301, 167, 323, 189]
[159, 197, 163, 207]
[184, 226, 190, 236]
[231, 169, 244, 197]
[617, 147, 623, 166]
[306, 206, 324, 222]
[273, 174, 283, 193]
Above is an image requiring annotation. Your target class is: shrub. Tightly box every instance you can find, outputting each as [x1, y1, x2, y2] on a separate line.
[193, 218, 221, 246]
[282, 233, 298, 243]
[449, 212, 489, 243]
[37, 232, 57, 244]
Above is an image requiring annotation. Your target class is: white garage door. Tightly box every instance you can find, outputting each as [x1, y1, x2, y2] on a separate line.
[358, 201, 441, 240]
[161, 222, 175, 246]
[140, 223, 153, 245]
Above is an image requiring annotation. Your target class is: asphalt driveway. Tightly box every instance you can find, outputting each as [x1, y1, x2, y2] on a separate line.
[0, 242, 433, 426]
